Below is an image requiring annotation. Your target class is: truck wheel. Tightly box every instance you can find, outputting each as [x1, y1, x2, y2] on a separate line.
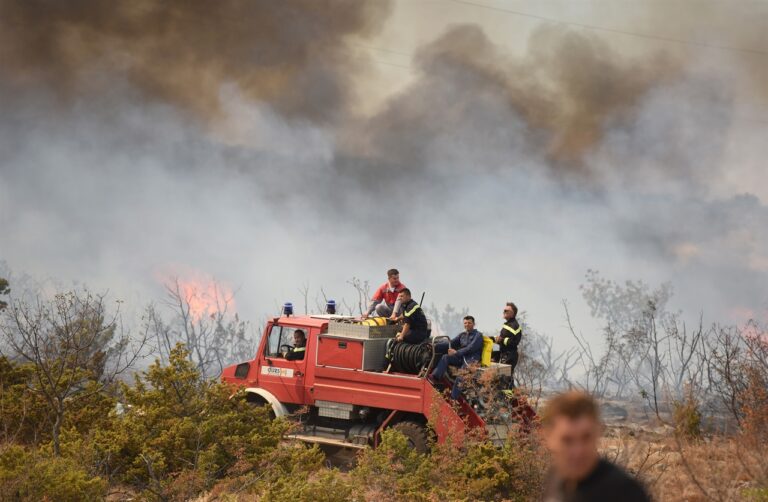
[246, 394, 276, 420]
[318, 444, 344, 456]
[391, 420, 429, 454]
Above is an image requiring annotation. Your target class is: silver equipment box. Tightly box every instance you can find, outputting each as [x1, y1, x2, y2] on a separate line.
[477, 362, 512, 377]
[327, 320, 398, 340]
[360, 338, 389, 371]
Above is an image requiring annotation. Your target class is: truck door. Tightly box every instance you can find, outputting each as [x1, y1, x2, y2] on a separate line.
[259, 324, 308, 404]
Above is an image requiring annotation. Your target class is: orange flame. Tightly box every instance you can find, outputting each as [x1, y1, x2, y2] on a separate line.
[158, 270, 236, 323]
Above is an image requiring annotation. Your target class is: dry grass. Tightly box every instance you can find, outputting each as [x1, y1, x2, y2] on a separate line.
[602, 427, 767, 502]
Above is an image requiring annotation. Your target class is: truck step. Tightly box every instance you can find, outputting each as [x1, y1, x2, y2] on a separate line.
[286, 433, 368, 449]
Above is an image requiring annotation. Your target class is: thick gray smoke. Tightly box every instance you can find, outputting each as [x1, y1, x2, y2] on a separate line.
[0, 0, 390, 123]
[339, 23, 677, 174]
[0, 1, 766, 344]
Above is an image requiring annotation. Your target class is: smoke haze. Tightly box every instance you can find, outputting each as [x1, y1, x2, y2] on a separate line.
[1, 0, 766, 344]
[0, 0, 390, 122]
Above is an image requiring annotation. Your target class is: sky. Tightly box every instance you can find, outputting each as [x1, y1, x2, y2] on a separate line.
[0, 0, 766, 348]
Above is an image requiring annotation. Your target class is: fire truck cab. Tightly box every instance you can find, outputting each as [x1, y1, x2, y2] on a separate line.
[222, 314, 531, 452]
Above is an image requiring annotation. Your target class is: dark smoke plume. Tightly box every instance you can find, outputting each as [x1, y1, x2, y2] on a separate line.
[335, 24, 679, 182]
[0, 0, 391, 123]
[425, 25, 678, 165]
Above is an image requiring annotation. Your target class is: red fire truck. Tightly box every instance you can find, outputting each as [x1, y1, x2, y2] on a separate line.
[221, 313, 533, 452]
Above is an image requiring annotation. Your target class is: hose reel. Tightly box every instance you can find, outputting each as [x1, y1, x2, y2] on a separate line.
[389, 341, 432, 375]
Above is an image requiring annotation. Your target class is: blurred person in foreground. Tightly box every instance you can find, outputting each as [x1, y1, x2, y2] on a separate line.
[541, 391, 651, 502]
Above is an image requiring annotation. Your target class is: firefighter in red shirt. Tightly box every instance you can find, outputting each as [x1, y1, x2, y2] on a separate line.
[362, 268, 406, 320]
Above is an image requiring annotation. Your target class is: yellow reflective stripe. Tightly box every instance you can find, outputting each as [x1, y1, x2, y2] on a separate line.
[292, 347, 306, 352]
[502, 324, 521, 335]
[404, 303, 421, 317]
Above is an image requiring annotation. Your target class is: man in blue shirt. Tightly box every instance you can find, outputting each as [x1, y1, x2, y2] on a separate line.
[429, 315, 484, 399]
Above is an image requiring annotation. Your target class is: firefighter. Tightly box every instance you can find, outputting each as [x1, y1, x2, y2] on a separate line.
[495, 302, 521, 384]
[429, 315, 483, 399]
[393, 288, 428, 344]
[362, 268, 407, 320]
[285, 330, 307, 361]
[384, 289, 428, 370]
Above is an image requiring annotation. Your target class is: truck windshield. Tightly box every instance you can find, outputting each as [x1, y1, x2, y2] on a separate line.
[266, 325, 305, 358]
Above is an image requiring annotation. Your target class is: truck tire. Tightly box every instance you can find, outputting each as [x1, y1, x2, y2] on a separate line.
[318, 444, 344, 456]
[390, 420, 429, 454]
[246, 394, 276, 420]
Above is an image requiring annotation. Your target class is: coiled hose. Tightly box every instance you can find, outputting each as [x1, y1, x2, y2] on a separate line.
[390, 342, 433, 375]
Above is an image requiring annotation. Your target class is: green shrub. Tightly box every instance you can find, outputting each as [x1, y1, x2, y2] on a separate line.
[352, 428, 433, 501]
[2, 342, 549, 501]
[90, 344, 288, 499]
[351, 427, 545, 502]
[0, 357, 49, 445]
[744, 488, 768, 501]
[254, 446, 352, 501]
[0, 444, 107, 501]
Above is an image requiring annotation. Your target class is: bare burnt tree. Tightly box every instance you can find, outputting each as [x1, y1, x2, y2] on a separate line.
[425, 303, 469, 338]
[313, 286, 329, 313]
[515, 318, 577, 391]
[743, 321, 768, 376]
[580, 269, 674, 333]
[514, 350, 547, 400]
[537, 334, 579, 389]
[662, 313, 708, 397]
[0, 289, 143, 455]
[564, 300, 614, 398]
[146, 278, 253, 379]
[567, 270, 768, 434]
[640, 301, 668, 421]
[556, 348, 581, 389]
[298, 281, 310, 314]
[604, 327, 637, 398]
[346, 277, 370, 316]
[605, 300, 671, 421]
[575, 270, 692, 411]
[701, 321, 768, 426]
[705, 324, 748, 425]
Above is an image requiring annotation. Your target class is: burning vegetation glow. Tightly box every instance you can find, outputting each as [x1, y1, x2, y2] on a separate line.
[175, 276, 236, 323]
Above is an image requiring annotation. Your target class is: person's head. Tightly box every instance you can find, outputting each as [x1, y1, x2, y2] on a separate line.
[541, 391, 602, 482]
[463, 315, 475, 332]
[398, 287, 412, 303]
[293, 330, 306, 346]
[504, 302, 517, 321]
[387, 268, 400, 287]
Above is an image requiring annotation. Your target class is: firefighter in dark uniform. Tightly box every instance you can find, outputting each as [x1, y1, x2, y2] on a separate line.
[394, 288, 429, 344]
[495, 302, 522, 385]
[385, 288, 428, 370]
[285, 329, 307, 361]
